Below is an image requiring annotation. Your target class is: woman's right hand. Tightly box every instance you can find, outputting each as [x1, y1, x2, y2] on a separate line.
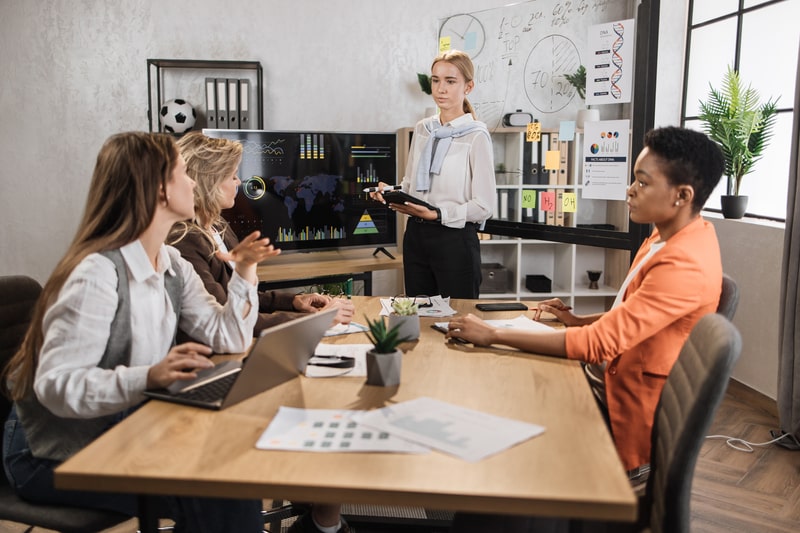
[146, 342, 214, 390]
[533, 298, 579, 326]
[369, 181, 390, 203]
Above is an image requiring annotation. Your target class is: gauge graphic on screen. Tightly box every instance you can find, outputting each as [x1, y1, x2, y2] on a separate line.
[438, 14, 486, 58]
[242, 176, 266, 200]
[523, 34, 582, 113]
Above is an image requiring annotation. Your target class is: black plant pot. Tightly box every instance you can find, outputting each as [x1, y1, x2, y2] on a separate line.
[720, 195, 748, 219]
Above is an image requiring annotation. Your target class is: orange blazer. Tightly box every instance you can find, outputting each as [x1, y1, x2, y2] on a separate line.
[565, 217, 722, 470]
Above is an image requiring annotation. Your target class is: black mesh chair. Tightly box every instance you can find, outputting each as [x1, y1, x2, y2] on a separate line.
[717, 273, 740, 321]
[0, 275, 131, 533]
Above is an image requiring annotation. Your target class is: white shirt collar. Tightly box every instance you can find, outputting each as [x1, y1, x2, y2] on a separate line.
[119, 240, 176, 282]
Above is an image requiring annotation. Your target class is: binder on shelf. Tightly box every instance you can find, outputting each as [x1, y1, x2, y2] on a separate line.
[558, 135, 570, 185]
[555, 190, 565, 226]
[227, 79, 239, 129]
[547, 133, 560, 186]
[205, 78, 218, 129]
[216, 78, 229, 128]
[238, 78, 250, 129]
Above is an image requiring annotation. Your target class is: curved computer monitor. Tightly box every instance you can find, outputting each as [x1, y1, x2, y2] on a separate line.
[204, 129, 398, 254]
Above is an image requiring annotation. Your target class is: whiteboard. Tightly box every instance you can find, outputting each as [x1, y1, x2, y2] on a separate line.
[437, 0, 630, 129]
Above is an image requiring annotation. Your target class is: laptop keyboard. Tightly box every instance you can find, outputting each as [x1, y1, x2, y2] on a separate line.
[173, 372, 238, 403]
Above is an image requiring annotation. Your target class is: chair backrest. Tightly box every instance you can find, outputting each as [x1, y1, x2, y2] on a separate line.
[716, 273, 740, 320]
[643, 313, 742, 533]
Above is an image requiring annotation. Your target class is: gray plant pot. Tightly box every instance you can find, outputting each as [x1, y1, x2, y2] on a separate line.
[720, 195, 748, 219]
[366, 349, 402, 387]
[387, 313, 420, 341]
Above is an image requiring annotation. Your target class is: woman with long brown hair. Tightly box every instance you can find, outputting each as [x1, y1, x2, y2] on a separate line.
[2, 131, 273, 532]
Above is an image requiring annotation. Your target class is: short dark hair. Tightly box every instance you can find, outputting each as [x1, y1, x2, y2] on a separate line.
[643, 127, 724, 211]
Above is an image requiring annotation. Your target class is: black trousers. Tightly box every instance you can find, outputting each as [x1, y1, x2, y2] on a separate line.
[402, 219, 481, 299]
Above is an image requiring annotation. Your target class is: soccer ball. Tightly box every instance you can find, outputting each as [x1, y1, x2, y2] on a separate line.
[159, 98, 196, 134]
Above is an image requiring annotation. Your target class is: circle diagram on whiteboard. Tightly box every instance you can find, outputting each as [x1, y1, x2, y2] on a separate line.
[523, 35, 581, 113]
[438, 14, 486, 58]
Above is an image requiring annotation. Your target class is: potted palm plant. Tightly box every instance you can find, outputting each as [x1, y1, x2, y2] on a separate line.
[564, 65, 598, 128]
[698, 66, 779, 219]
[364, 315, 408, 386]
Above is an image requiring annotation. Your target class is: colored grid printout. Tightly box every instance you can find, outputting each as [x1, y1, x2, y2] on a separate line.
[256, 407, 429, 454]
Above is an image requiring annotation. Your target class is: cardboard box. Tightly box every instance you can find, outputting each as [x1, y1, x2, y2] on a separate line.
[480, 263, 512, 293]
[525, 274, 552, 293]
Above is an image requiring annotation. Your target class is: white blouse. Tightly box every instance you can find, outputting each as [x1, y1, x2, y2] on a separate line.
[34, 240, 258, 418]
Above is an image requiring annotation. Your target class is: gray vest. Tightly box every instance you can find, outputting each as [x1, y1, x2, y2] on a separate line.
[16, 249, 183, 462]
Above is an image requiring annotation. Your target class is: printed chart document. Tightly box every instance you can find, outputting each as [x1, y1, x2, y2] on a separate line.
[379, 295, 456, 317]
[255, 407, 429, 454]
[304, 343, 370, 378]
[352, 397, 545, 462]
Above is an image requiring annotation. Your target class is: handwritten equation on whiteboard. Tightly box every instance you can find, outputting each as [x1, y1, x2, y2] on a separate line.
[437, 0, 628, 129]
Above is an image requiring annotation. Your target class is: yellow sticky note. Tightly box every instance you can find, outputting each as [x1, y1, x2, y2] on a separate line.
[562, 192, 577, 212]
[439, 36, 451, 52]
[521, 190, 536, 209]
[526, 122, 541, 142]
[544, 150, 560, 170]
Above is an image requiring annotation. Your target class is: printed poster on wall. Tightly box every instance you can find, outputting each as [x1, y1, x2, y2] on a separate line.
[586, 18, 635, 106]
[582, 120, 630, 201]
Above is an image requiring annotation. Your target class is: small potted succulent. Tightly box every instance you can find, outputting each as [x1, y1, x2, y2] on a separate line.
[564, 65, 598, 128]
[387, 297, 420, 341]
[364, 315, 408, 387]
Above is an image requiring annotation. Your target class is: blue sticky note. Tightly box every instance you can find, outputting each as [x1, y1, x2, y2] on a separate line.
[559, 121, 576, 141]
[465, 31, 477, 51]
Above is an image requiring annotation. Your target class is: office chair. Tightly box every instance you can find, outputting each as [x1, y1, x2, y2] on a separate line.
[0, 275, 131, 533]
[717, 273, 740, 321]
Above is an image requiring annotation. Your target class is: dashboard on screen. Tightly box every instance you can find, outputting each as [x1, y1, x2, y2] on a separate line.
[204, 129, 398, 254]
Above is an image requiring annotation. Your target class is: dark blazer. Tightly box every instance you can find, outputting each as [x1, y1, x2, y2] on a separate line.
[169, 224, 302, 336]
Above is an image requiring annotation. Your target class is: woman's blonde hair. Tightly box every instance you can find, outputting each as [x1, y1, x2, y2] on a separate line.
[168, 131, 243, 251]
[431, 50, 477, 119]
[4, 132, 179, 400]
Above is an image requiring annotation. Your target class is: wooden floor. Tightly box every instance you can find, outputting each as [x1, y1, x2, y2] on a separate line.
[0, 379, 797, 533]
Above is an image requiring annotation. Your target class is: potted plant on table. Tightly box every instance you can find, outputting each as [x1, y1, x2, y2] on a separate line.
[698, 66, 779, 219]
[387, 297, 420, 341]
[564, 65, 598, 128]
[364, 315, 409, 387]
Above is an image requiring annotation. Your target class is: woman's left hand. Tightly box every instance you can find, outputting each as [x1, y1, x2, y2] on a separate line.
[219, 231, 281, 283]
[390, 201, 437, 221]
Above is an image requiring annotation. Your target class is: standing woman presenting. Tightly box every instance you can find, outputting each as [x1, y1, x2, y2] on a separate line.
[372, 50, 495, 298]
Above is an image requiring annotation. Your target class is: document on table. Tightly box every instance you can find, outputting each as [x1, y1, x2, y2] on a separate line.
[351, 397, 545, 462]
[379, 295, 456, 317]
[435, 314, 556, 334]
[255, 407, 429, 453]
[325, 321, 368, 336]
[304, 343, 370, 378]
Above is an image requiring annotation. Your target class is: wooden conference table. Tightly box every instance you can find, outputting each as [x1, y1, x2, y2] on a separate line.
[55, 297, 636, 530]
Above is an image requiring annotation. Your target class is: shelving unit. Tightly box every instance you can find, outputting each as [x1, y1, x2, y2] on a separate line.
[479, 127, 647, 313]
[396, 126, 648, 314]
[146, 59, 263, 133]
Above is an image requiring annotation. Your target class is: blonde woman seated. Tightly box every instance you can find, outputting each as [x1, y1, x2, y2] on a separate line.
[168, 131, 354, 337]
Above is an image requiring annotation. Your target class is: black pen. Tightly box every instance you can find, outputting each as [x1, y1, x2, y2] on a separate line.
[362, 185, 402, 193]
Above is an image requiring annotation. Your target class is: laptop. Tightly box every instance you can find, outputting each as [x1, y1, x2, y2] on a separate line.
[143, 308, 338, 410]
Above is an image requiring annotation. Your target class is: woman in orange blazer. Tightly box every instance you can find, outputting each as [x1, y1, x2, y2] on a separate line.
[447, 126, 725, 476]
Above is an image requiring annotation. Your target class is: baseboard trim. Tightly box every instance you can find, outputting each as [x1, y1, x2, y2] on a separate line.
[728, 378, 778, 418]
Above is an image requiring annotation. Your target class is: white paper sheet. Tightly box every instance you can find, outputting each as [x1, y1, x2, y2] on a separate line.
[435, 314, 556, 334]
[351, 397, 545, 462]
[324, 321, 368, 337]
[255, 406, 430, 454]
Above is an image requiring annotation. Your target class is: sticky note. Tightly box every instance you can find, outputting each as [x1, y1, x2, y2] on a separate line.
[526, 122, 541, 142]
[559, 121, 576, 141]
[439, 36, 451, 52]
[544, 150, 560, 170]
[541, 191, 556, 212]
[563, 192, 577, 212]
[521, 190, 536, 208]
